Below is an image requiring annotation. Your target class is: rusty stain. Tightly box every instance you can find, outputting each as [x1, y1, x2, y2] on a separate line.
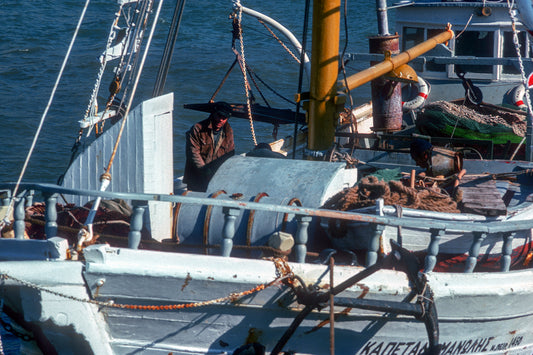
[247, 192, 269, 255]
[230, 193, 244, 200]
[282, 198, 302, 231]
[172, 190, 190, 243]
[203, 190, 226, 255]
[509, 330, 517, 335]
[304, 307, 353, 334]
[357, 284, 370, 298]
[207, 277, 214, 281]
[245, 328, 263, 344]
[181, 273, 192, 292]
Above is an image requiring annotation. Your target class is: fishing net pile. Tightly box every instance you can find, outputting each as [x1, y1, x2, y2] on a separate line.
[323, 175, 460, 213]
[416, 100, 526, 144]
[23, 199, 136, 246]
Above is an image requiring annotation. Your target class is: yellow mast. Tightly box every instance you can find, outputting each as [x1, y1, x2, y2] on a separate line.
[305, 1, 453, 156]
[307, 0, 341, 155]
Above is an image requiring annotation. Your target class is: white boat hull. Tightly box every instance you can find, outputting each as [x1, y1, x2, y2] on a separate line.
[2, 243, 533, 354]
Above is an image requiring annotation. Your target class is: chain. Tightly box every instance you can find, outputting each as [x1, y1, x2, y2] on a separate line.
[269, 257, 296, 286]
[508, 0, 532, 111]
[235, 1, 258, 146]
[0, 258, 292, 311]
[507, 0, 533, 159]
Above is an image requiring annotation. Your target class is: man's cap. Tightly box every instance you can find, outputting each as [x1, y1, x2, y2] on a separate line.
[213, 102, 232, 118]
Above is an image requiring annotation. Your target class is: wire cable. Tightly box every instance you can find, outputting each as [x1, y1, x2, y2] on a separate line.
[1, 0, 92, 229]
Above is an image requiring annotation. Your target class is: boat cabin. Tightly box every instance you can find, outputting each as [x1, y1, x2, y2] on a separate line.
[394, 0, 533, 103]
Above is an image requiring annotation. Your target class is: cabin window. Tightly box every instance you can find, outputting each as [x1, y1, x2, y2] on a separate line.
[426, 28, 447, 72]
[502, 31, 528, 74]
[402, 27, 424, 50]
[454, 31, 494, 74]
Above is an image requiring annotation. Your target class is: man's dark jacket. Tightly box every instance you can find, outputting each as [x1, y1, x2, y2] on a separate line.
[184, 116, 234, 191]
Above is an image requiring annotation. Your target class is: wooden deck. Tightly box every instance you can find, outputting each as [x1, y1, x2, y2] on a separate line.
[457, 175, 507, 216]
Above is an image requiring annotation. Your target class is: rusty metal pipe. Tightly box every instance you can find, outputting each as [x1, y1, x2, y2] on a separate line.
[339, 29, 454, 93]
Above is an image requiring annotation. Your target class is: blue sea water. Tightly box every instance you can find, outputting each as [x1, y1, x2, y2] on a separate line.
[0, 0, 384, 352]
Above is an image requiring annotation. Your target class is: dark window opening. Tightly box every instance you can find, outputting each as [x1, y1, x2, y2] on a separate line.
[503, 31, 527, 74]
[426, 28, 447, 72]
[455, 31, 494, 74]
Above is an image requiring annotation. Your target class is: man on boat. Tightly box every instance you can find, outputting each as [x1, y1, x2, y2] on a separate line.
[184, 102, 235, 191]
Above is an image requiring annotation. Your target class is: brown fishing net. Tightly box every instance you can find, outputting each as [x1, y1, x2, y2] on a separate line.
[323, 175, 460, 213]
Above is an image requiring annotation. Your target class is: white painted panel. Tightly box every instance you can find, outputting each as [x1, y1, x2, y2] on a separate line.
[62, 93, 174, 240]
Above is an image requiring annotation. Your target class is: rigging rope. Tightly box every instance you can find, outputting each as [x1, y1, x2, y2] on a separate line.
[292, 0, 311, 159]
[83, 4, 125, 123]
[82, 0, 164, 238]
[0, 0, 92, 230]
[259, 20, 300, 64]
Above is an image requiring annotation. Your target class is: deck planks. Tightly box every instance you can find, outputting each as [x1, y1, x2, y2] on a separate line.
[457, 176, 507, 216]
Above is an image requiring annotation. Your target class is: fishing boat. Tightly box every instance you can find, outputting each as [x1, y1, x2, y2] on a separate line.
[2, 1, 533, 355]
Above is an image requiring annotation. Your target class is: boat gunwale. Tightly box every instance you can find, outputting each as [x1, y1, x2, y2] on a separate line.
[3, 181, 533, 235]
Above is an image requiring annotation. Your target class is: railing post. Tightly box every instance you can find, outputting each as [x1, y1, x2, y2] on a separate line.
[128, 201, 146, 249]
[1, 190, 11, 206]
[43, 192, 58, 239]
[501, 232, 514, 272]
[424, 228, 445, 273]
[295, 215, 312, 263]
[14, 197, 26, 239]
[221, 207, 240, 257]
[366, 224, 385, 267]
[25, 190, 34, 207]
[464, 232, 487, 273]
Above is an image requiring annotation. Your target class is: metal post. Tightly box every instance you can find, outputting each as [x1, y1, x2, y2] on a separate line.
[424, 228, 445, 273]
[221, 207, 240, 257]
[128, 202, 146, 249]
[1, 190, 11, 206]
[44, 193, 58, 239]
[14, 197, 26, 239]
[295, 215, 312, 263]
[501, 232, 514, 272]
[464, 232, 487, 273]
[375, 0, 389, 36]
[366, 224, 384, 266]
[25, 190, 34, 207]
